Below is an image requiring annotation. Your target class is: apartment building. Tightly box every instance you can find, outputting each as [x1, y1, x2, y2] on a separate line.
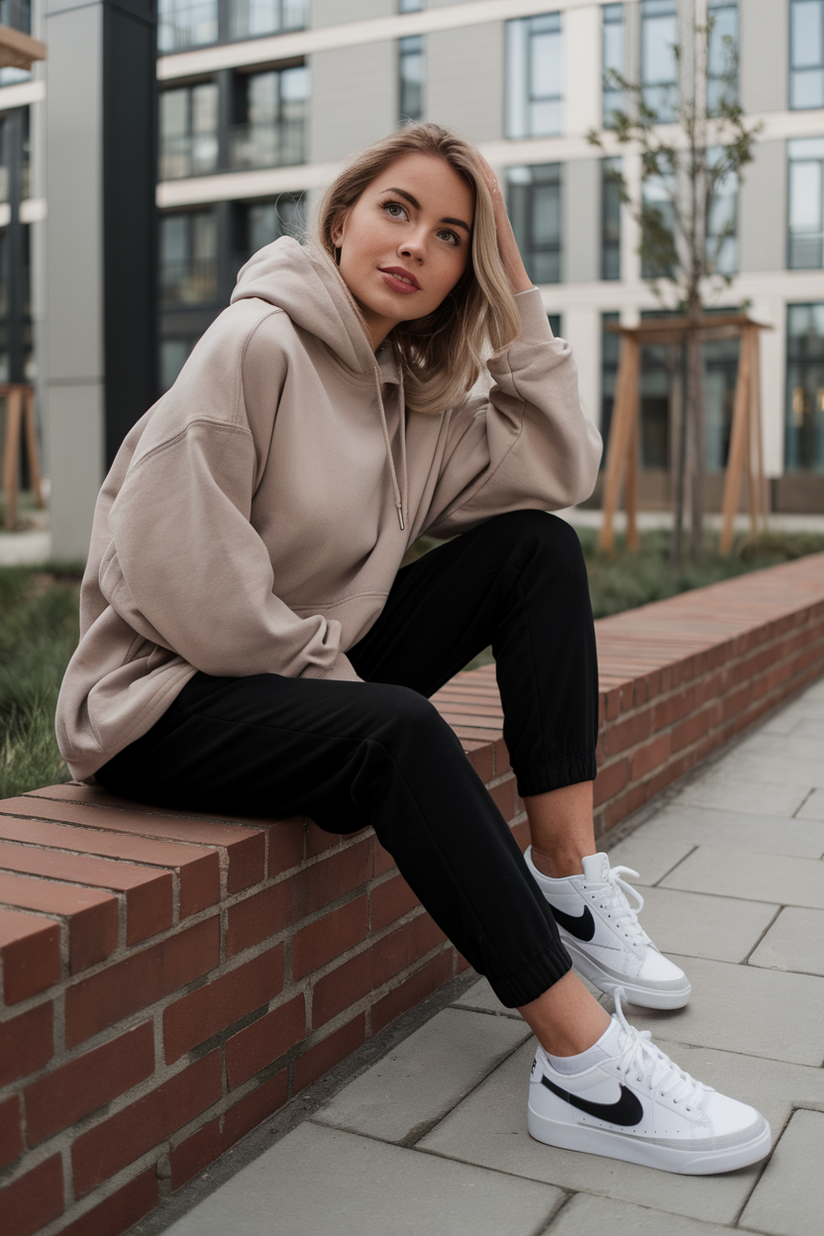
[3, 0, 824, 555]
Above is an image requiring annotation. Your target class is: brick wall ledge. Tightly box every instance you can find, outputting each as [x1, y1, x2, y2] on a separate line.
[1, 552, 823, 1236]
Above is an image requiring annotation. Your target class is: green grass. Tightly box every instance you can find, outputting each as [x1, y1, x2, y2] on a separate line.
[2, 526, 824, 798]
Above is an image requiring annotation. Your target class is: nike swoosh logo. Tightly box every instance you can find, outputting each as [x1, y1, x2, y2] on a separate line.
[541, 1076, 644, 1126]
[548, 903, 596, 941]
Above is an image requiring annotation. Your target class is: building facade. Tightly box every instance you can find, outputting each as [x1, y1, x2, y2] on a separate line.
[4, 0, 824, 554]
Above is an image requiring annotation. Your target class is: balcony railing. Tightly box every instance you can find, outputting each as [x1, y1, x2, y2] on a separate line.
[229, 120, 305, 171]
[161, 257, 219, 305]
[159, 134, 220, 182]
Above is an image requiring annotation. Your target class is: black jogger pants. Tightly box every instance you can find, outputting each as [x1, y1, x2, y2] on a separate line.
[97, 511, 599, 1007]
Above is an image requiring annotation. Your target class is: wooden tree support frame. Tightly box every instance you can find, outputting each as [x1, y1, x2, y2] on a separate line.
[599, 314, 771, 555]
[1, 384, 44, 531]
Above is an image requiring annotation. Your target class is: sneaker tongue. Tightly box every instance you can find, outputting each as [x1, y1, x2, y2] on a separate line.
[582, 853, 610, 883]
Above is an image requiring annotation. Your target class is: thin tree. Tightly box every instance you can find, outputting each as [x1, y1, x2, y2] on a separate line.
[589, 3, 761, 563]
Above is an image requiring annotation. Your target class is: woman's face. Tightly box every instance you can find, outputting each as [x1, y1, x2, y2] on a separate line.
[331, 152, 475, 351]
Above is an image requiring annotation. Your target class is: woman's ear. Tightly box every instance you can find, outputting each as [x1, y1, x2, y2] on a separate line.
[330, 210, 347, 248]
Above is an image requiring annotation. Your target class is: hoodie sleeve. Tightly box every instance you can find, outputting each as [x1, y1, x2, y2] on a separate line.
[420, 288, 603, 538]
[102, 315, 360, 684]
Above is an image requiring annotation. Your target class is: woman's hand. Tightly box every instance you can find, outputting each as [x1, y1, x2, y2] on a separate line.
[477, 153, 534, 295]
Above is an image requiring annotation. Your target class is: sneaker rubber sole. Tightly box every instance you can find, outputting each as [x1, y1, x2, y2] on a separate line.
[563, 937, 692, 1010]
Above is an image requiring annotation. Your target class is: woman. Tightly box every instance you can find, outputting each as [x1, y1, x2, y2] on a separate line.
[57, 123, 770, 1175]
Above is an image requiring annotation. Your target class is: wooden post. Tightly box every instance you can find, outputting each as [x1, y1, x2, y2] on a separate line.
[748, 328, 766, 534]
[2, 386, 23, 530]
[626, 364, 639, 553]
[600, 335, 639, 552]
[720, 326, 752, 554]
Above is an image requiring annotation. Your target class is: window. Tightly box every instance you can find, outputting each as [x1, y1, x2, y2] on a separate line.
[601, 312, 620, 452]
[602, 157, 621, 280]
[602, 5, 624, 128]
[641, 171, 677, 279]
[507, 164, 561, 284]
[159, 0, 219, 52]
[707, 2, 738, 114]
[160, 210, 219, 305]
[231, 66, 308, 171]
[159, 83, 219, 181]
[235, 192, 306, 264]
[399, 36, 424, 123]
[399, 0, 425, 10]
[160, 339, 196, 392]
[548, 314, 561, 336]
[706, 149, 737, 275]
[641, 0, 678, 122]
[0, 0, 31, 84]
[786, 303, 824, 470]
[229, 0, 307, 42]
[506, 14, 562, 139]
[789, 137, 824, 268]
[790, 0, 824, 109]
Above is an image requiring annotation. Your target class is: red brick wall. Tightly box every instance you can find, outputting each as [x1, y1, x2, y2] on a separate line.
[1, 553, 823, 1236]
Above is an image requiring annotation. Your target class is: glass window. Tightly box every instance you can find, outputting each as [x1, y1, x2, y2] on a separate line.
[507, 164, 562, 284]
[159, 83, 219, 181]
[399, 35, 424, 123]
[399, 0, 425, 9]
[228, 0, 307, 42]
[548, 314, 561, 336]
[160, 339, 195, 392]
[234, 192, 306, 267]
[786, 303, 824, 470]
[602, 157, 621, 280]
[707, 2, 738, 114]
[506, 14, 562, 139]
[602, 4, 624, 128]
[601, 312, 620, 452]
[641, 170, 677, 279]
[790, 0, 824, 109]
[0, 0, 30, 32]
[707, 147, 737, 275]
[160, 210, 219, 305]
[641, 0, 678, 122]
[788, 137, 824, 268]
[158, 0, 218, 52]
[231, 65, 309, 171]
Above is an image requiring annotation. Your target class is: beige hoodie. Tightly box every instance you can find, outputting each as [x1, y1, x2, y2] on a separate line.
[56, 238, 602, 782]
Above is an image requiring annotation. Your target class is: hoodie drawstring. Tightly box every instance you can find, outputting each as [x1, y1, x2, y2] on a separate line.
[373, 367, 407, 532]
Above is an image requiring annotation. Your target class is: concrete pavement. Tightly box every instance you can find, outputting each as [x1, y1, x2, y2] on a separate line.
[151, 678, 824, 1236]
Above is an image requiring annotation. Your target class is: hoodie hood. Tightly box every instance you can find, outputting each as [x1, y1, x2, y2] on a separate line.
[231, 236, 378, 376]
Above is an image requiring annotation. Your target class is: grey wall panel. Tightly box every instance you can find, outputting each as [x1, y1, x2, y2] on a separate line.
[741, 0, 789, 114]
[426, 23, 504, 141]
[312, 0, 393, 27]
[563, 159, 600, 285]
[739, 139, 787, 272]
[310, 41, 396, 162]
[48, 384, 106, 562]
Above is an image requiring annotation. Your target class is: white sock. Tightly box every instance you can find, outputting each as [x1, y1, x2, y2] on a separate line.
[547, 1017, 619, 1075]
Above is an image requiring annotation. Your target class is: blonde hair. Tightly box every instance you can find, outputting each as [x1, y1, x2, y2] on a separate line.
[315, 123, 522, 416]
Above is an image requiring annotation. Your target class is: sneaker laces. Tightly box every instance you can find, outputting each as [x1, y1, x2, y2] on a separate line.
[592, 865, 647, 943]
[612, 988, 708, 1112]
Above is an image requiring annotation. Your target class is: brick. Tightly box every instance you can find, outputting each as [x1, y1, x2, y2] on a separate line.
[373, 836, 396, 877]
[4, 792, 265, 894]
[163, 946, 284, 1063]
[266, 817, 305, 876]
[0, 841, 173, 946]
[488, 777, 516, 822]
[293, 1014, 366, 1093]
[72, 1050, 222, 1197]
[370, 875, 418, 933]
[227, 838, 371, 956]
[0, 1154, 64, 1236]
[631, 732, 671, 781]
[0, 813, 219, 920]
[603, 707, 654, 757]
[510, 819, 531, 852]
[311, 913, 446, 1029]
[493, 737, 511, 777]
[465, 741, 494, 784]
[0, 1001, 52, 1086]
[592, 756, 630, 808]
[225, 994, 305, 1089]
[306, 820, 341, 859]
[371, 951, 454, 1036]
[670, 706, 719, 755]
[25, 1021, 154, 1145]
[65, 915, 219, 1048]
[170, 1071, 288, 1191]
[0, 873, 117, 975]
[59, 1168, 158, 1236]
[0, 908, 60, 1004]
[0, 1094, 22, 1167]
[292, 896, 368, 980]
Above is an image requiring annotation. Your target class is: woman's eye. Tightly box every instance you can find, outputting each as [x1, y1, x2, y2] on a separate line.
[384, 202, 407, 219]
[438, 229, 460, 246]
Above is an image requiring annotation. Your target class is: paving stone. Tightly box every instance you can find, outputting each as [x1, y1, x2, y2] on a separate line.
[748, 906, 824, 976]
[452, 978, 514, 1017]
[620, 954, 824, 1065]
[740, 1109, 824, 1236]
[674, 775, 810, 818]
[791, 719, 824, 740]
[313, 1007, 531, 1143]
[545, 1192, 741, 1235]
[661, 845, 824, 910]
[796, 788, 824, 821]
[714, 752, 824, 790]
[162, 1122, 563, 1236]
[640, 804, 824, 858]
[635, 886, 778, 963]
[736, 732, 824, 763]
[603, 833, 695, 884]
[419, 1041, 761, 1225]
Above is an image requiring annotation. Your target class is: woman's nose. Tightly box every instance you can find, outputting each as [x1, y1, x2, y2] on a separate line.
[399, 229, 426, 262]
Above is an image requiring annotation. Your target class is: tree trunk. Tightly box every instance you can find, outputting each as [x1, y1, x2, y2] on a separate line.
[686, 325, 705, 559]
[670, 344, 686, 568]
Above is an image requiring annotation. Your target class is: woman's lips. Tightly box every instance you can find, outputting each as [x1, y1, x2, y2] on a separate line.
[379, 268, 420, 295]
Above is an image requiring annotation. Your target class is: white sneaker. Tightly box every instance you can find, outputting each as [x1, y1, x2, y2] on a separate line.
[527, 990, 772, 1175]
[525, 848, 691, 1009]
